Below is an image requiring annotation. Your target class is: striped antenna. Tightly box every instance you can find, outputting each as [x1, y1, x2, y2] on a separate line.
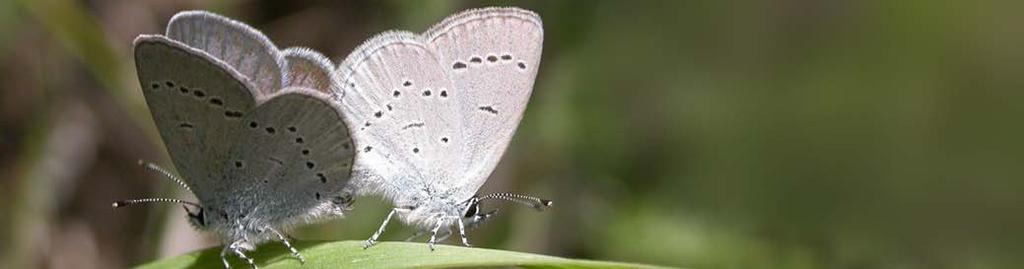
[111, 161, 201, 211]
[139, 159, 192, 192]
[478, 192, 553, 211]
[112, 198, 200, 209]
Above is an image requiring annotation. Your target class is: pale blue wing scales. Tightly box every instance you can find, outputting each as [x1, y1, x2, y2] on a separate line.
[424, 7, 544, 196]
[133, 35, 256, 202]
[227, 88, 356, 227]
[335, 32, 467, 203]
[166, 11, 285, 97]
[283, 47, 338, 93]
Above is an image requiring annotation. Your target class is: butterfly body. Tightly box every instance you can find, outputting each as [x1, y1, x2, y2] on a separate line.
[394, 186, 469, 228]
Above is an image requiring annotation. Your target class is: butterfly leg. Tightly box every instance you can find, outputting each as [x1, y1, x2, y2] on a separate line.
[427, 221, 445, 251]
[408, 227, 450, 242]
[364, 208, 397, 249]
[219, 246, 232, 269]
[222, 241, 258, 269]
[233, 247, 258, 269]
[267, 227, 305, 264]
[457, 217, 473, 247]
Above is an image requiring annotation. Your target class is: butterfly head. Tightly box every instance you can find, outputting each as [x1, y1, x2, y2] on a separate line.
[184, 204, 207, 228]
[460, 195, 498, 228]
[458, 192, 552, 228]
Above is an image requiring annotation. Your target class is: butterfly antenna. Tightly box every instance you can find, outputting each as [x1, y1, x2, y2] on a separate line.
[138, 159, 192, 192]
[111, 161, 201, 210]
[112, 198, 201, 209]
[479, 192, 553, 211]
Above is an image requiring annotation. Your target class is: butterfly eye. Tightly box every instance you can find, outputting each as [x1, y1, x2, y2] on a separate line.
[464, 202, 480, 218]
[186, 207, 207, 227]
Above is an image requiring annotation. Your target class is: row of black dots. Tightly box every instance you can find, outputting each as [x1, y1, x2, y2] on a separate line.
[152, 80, 242, 118]
[451, 53, 526, 70]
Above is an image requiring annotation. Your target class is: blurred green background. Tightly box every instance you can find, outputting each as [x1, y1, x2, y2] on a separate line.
[2, 0, 1023, 268]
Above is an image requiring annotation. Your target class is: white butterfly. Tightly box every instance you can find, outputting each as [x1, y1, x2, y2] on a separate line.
[334, 7, 551, 249]
[117, 11, 355, 268]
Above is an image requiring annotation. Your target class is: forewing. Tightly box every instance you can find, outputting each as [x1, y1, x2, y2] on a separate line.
[227, 88, 355, 226]
[424, 8, 544, 195]
[336, 32, 467, 200]
[134, 35, 257, 201]
[166, 11, 285, 97]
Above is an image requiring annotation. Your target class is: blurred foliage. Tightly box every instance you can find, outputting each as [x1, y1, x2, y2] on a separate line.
[1, 0, 1023, 269]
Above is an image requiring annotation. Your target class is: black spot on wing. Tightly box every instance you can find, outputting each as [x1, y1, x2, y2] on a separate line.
[478, 106, 498, 114]
[224, 110, 244, 118]
[403, 122, 425, 130]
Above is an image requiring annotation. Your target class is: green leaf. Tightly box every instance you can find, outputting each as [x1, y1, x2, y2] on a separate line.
[136, 240, 675, 269]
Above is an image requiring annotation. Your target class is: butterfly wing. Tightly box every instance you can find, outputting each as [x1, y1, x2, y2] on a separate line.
[135, 36, 354, 226]
[337, 7, 543, 203]
[166, 11, 286, 97]
[336, 32, 468, 202]
[228, 88, 355, 226]
[283, 47, 338, 93]
[423, 8, 544, 197]
[134, 35, 258, 202]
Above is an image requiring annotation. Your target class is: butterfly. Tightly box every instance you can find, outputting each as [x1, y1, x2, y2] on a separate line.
[115, 11, 355, 268]
[334, 7, 552, 250]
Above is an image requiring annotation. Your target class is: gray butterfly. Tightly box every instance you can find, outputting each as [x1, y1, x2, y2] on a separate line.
[334, 7, 551, 250]
[114, 11, 355, 268]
